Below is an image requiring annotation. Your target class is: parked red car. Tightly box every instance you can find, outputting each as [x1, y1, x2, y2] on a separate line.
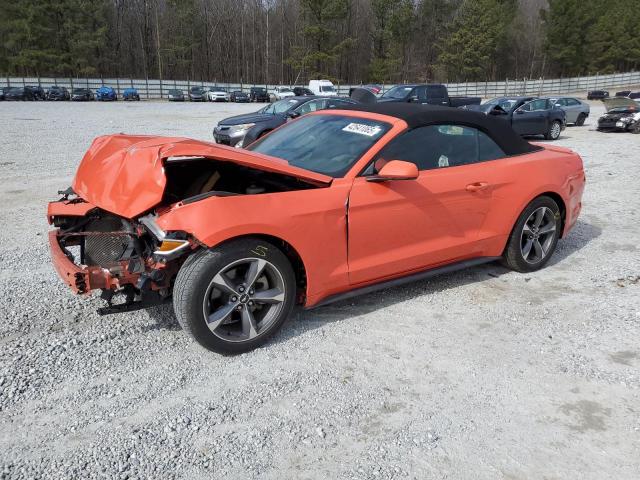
[48, 103, 585, 354]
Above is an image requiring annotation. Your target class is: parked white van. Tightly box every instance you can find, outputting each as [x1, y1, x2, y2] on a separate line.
[308, 80, 337, 96]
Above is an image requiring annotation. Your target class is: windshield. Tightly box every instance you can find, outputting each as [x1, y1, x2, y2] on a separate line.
[247, 114, 390, 177]
[278, 87, 292, 93]
[381, 86, 413, 99]
[191, 87, 204, 93]
[73, 89, 87, 94]
[212, 87, 226, 92]
[9, 87, 22, 93]
[320, 85, 335, 92]
[169, 90, 182, 94]
[260, 99, 299, 114]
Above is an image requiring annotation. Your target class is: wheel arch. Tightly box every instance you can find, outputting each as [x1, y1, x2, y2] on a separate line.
[539, 191, 567, 235]
[207, 233, 308, 304]
[506, 191, 567, 244]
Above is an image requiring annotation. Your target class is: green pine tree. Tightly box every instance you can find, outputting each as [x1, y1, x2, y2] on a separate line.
[287, 0, 354, 81]
[437, 0, 516, 82]
[542, 0, 597, 76]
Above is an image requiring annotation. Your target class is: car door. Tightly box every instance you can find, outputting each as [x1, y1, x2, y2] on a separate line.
[565, 98, 582, 123]
[512, 99, 548, 135]
[347, 124, 504, 285]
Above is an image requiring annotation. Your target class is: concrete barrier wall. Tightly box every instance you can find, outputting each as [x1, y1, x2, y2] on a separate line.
[2, 71, 639, 99]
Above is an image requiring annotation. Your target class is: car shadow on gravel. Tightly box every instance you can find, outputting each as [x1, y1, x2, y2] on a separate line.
[277, 218, 601, 342]
[143, 304, 182, 331]
[546, 219, 601, 267]
[140, 220, 600, 343]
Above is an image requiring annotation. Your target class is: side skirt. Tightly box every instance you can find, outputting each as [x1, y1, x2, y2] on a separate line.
[308, 256, 500, 309]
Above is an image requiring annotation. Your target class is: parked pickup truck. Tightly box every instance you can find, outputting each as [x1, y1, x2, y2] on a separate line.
[377, 84, 481, 107]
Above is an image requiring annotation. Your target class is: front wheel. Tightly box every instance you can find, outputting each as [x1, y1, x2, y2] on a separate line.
[575, 113, 586, 126]
[173, 239, 296, 354]
[545, 121, 562, 140]
[502, 196, 561, 273]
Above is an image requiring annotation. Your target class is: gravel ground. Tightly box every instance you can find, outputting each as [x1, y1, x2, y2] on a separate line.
[0, 100, 638, 480]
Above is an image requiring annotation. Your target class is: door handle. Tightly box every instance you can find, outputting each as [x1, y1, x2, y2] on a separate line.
[466, 182, 489, 192]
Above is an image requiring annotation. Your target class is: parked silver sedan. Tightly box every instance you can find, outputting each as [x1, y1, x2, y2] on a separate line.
[545, 97, 590, 126]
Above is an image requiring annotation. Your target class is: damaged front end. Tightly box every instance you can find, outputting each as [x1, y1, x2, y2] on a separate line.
[47, 134, 331, 315]
[48, 191, 192, 315]
[598, 98, 640, 133]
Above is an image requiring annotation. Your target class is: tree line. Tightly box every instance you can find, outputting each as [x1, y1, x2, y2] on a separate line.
[0, 0, 638, 85]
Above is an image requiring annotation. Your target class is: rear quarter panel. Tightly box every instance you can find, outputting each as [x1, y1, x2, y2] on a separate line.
[478, 146, 584, 256]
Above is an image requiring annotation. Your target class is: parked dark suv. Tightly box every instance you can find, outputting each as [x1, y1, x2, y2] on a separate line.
[4, 87, 37, 100]
[71, 88, 95, 101]
[25, 85, 46, 100]
[1, 87, 13, 100]
[214, 96, 357, 147]
[249, 87, 269, 103]
[188, 86, 207, 102]
[587, 90, 609, 100]
[47, 86, 70, 101]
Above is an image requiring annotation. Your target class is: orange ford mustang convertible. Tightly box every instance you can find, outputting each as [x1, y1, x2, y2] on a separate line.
[48, 103, 585, 354]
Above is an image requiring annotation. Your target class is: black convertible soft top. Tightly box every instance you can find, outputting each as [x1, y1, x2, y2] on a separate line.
[343, 102, 541, 156]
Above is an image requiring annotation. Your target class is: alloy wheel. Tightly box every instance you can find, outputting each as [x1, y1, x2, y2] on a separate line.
[550, 122, 561, 139]
[520, 207, 557, 264]
[202, 258, 286, 342]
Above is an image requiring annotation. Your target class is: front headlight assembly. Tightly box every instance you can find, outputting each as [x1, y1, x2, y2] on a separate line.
[228, 123, 256, 137]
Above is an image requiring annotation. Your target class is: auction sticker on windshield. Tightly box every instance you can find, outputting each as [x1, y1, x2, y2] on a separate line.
[342, 123, 383, 137]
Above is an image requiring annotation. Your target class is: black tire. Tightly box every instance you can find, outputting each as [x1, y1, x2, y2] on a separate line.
[631, 123, 640, 134]
[173, 238, 296, 354]
[575, 113, 586, 126]
[544, 120, 562, 140]
[502, 196, 562, 273]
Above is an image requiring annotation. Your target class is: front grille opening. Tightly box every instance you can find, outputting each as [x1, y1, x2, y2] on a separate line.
[65, 244, 82, 264]
[83, 233, 131, 266]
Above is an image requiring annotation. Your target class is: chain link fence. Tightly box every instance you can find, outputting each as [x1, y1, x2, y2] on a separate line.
[2, 71, 639, 100]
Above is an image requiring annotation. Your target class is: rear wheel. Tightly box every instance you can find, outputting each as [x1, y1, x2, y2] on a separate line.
[545, 121, 562, 140]
[173, 238, 296, 354]
[575, 113, 586, 126]
[502, 196, 561, 273]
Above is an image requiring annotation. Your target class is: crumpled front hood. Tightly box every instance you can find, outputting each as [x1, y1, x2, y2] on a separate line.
[72, 134, 332, 219]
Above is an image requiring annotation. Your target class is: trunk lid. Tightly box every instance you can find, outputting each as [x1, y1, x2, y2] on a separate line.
[72, 134, 332, 219]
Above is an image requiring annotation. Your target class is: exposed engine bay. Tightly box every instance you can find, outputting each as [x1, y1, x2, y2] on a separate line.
[162, 157, 320, 204]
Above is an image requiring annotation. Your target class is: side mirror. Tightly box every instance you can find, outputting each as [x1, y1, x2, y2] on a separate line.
[408, 95, 419, 103]
[515, 108, 525, 114]
[287, 111, 300, 119]
[367, 160, 419, 182]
